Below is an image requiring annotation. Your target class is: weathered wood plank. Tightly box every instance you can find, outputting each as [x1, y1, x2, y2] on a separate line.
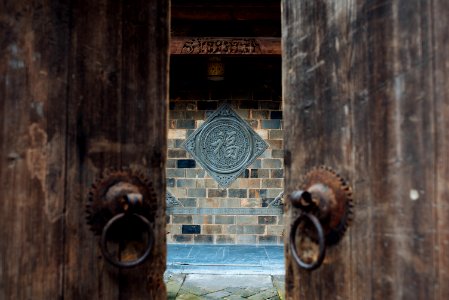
[433, 0, 449, 299]
[0, 1, 70, 298]
[171, 37, 281, 55]
[283, 0, 445, 299]
[64, 0, 168, 299]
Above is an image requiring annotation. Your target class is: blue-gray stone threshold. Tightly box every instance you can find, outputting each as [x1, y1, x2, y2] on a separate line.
[167, 244, 285, 275]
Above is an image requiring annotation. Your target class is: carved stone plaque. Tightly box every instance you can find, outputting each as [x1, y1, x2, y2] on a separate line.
[183, 103, 269, 188]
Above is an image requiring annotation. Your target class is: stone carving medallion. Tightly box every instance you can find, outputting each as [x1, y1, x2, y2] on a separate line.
[183, 103, 269, 188]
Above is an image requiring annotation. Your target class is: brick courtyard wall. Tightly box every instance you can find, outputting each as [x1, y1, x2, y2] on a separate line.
[167, 57, 283, 244]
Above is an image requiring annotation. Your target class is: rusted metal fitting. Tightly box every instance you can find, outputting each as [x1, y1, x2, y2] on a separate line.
[289, 166, 353, 270]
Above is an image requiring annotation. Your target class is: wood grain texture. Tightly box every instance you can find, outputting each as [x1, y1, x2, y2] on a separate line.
[282, 0, 448, 299]
[0, 1, 70, 298]
[1, 1, 168, 299]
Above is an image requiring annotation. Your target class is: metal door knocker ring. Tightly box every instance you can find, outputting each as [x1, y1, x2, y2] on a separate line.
[290, 212, 326, 270]
[101, 213, 154, 268]
[289, 166, 353, 271]
[86, 169, 157, 268]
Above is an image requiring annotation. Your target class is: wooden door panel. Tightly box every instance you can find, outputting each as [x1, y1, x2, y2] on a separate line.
[282, 0, 449, 299]
[0, 1, 70, 298]
[1, 1, 168, 299]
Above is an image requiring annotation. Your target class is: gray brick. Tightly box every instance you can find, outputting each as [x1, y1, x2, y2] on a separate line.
[172, 215, 192, 224]
[193, 215, 213, 224]
[249, 159, 262, 168]
[188, 188, 206, 197]
[215, 216, 235, 224]
[236, 216, 258, 224]
[227, 225, 265, 234]
[202, 225, 223, 234]
[185, 111, 205, 120]
[262, 179, 283, 188]
[258, 236, 278, 244]
[247, 120, 259, 129]
[267, 140, 283, 149]
[218, 198, 240, 208]
[176, 119, 195, 129]
[186, 169, 206, 178]
[167, 178, 175, 187]
[208, 189, 227, 197]
[269, 129, 283, 140]
[267, 189, 284, 198]
[251, 110, 269, 119]
[178, 198, 197, 207]
[257, 169, 270, 178]
[166, 160, 177, 168]
[194, 235, 214, 244]
[241, 198, 262, 208]
[173, 235, 192, 243]
[277, 214, 285, 225]
[271, 149, 284, 158]
[228, 189, 248, 198]
[258, 216, 277, 224]
[169, 110, 185, 119]
[174, 139, 185, 148]
[262, 159, 282, 169]
[166, 168, 185, 177]
[261, 120, 281, 129]
[267, 225, 284, 236]
[215, 235, 236, 244]
[167, 149, 187, 158]
[249, 189, 268, 198]
[271, 169, 284, 178]
[198, 198, 219, 208]
[177, 179, 196, 187]
[236, 235, 257, 244]
[167, 139, 175, 148]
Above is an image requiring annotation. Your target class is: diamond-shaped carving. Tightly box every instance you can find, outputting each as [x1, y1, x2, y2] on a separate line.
[183, 103, 269, 188]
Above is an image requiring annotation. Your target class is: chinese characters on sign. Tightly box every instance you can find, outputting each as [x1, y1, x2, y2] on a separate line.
[183, 104, 269, 188]
[181, 38, 261, 55]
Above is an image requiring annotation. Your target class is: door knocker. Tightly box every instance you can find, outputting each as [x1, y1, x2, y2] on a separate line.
[86, 169, 156, 268]
[289, 166, 353, 270]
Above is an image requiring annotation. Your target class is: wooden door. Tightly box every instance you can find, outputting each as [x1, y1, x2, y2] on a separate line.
[283, 0, 449, 299]
[0, 1, 168, 299]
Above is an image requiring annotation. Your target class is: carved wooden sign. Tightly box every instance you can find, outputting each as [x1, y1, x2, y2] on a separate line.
[181, 38, 260, 54]
[171, 37, 281, 55]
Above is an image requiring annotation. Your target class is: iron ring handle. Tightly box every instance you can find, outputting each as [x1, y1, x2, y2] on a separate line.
[289, 212, 326, 271]
[100, 213, 154, 268]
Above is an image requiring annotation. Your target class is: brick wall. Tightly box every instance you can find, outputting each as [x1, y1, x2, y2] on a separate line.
[167, 56, 283, 245]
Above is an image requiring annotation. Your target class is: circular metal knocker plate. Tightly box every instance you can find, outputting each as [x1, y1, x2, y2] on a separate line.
[86, 169, 156, 268]
[301, 166, 353, 245]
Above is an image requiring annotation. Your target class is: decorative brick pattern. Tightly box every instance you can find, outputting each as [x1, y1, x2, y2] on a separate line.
[167, 98, 284, 245]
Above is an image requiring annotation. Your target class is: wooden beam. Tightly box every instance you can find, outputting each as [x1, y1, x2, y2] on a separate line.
[171, 37, 281, 55]
[171, 1, 280, 21]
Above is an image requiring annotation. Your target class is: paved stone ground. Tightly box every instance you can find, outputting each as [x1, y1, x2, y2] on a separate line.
[165, 273, 285, 300]
[166, 245, 285, 299]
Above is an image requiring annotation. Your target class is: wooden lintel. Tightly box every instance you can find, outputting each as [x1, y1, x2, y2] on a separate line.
[171, 37, 281, 55]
